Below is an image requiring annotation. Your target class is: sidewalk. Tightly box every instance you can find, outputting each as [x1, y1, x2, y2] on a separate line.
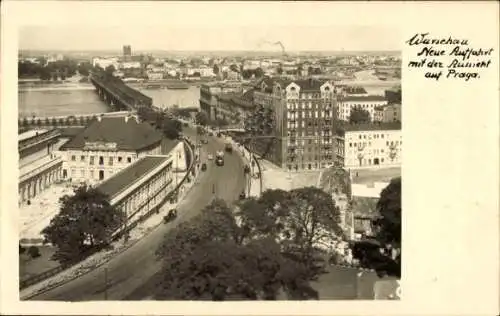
[259, 159, 322, 192]
[21, 159, 199, 299]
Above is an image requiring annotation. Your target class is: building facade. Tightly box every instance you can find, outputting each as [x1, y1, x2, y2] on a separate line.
[199, 82, 243, 120]
[97, 155, 175, 233]
[337, 95, 388, 122]
[336, 122, 402, 169]
[373, 104, 402, 123]
[18, 129, 64, 206]
[214, 92, 254, 128]
[246, 78, 338, 170]
[58, 116, 164, 184]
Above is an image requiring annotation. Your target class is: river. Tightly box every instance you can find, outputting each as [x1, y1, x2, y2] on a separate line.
[18, 71, 397, 117]
[18, 84, 201, 118]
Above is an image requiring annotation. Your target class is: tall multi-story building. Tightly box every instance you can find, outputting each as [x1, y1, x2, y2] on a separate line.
[247, 78, 337, 170]
[335, 122, 402, 169]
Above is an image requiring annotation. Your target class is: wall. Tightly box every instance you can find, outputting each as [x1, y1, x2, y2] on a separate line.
[344, 129, 402, 168]
[59, 143, 162, 184]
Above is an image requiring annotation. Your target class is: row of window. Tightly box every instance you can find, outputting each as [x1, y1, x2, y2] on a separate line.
[349, 140, 402, 148]
[286, 102, 333, 110]
[71, 155, 133, 165]
[286, 161, 331, 171]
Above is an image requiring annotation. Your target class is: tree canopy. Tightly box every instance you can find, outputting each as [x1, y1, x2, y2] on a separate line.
[352, 177, 401, 277]
[155, 188, 344, 300]
[349, 106, 371, 124]
[42, 184, 126, 264]
[195, 110, 209, 126]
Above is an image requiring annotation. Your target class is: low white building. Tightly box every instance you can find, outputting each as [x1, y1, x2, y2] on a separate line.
[92, 57, 119, 70]
[58, 115, 167, 184]
[337, 95, 388, 122]
[336, 122, 402, 169]
[120, 61, 142, 69]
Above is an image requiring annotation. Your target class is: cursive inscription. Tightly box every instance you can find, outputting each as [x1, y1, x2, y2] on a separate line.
[406, 33, 494, 81]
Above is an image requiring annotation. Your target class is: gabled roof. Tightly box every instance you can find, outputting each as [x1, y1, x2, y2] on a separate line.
[275, 78, 329, 92]
[97, 156, 170, 199]
[60, 116, 163, 152]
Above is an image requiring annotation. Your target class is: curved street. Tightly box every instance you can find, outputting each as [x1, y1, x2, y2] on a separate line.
[29, 127, 247, 301]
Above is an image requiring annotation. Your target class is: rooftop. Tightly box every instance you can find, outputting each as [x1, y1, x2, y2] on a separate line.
[337, 122, 402, 133]
[19, 129, 48, 142]
[276, 78, 329, 91]
[340, 95, 387, 102]
[60, 116, 163, 152]
[97, 155, 170, 200]
[344, 86, 368, 94]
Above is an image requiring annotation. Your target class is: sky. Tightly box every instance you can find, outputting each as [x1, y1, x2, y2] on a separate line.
[20, 25, 401, 52]
[14, 2, 401, 52]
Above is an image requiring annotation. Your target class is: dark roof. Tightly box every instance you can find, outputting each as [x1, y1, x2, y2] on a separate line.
[97, 156, 170, 199]
[58, 127, 85, 138]
[276, 78, 328, 91]
[340, 95, 387, 102]
[344, 86, 368, 94]
[337, 121, 402, 133]
[60, 116, 163, 151]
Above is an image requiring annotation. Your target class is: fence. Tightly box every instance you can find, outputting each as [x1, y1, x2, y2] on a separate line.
[19, 139, 196, 291]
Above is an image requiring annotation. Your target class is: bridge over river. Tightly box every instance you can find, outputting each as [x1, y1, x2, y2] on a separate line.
[89, 71, 153, 111]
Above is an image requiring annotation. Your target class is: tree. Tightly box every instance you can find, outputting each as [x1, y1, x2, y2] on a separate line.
[155, 199, 316, 300]
[254, 67, 264, 78]
[28, 246, 41, 259]
[195, 110, 209, 126]
[41, 184, 126, 264]
[162, 118, 183, 140]
[349, 106, 371, 124]
[229, 64, 239, 73]
[385, 88, 401, 104]
[276, 67, 283, 75]
[196, 126, 205, 136]
[237, 187, 343, 277]
[105, 64, 116, 75]
[353, 177, 401, 277]
[241, 69, 253, 80]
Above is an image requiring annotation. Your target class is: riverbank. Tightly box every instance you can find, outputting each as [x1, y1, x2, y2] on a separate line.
[19, 84, 94, 92]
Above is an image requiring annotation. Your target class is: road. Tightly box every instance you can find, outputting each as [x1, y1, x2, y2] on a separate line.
[29, 127, 247, 301]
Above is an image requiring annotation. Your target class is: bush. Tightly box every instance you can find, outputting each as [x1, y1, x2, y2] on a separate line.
[28, 246, 41, 259]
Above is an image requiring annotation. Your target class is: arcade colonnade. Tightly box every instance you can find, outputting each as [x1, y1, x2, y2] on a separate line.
[18, 164, 63, 206]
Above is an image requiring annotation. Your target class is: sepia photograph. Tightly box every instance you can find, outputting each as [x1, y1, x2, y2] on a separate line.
[16, 22, 401, 302]
[2, 1, 499, 316]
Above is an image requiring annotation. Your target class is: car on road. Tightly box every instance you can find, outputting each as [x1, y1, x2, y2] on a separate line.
[217, 132, 222, 137]
[201, 163, 207, 171]
[208, 131, 214, 136]
[207, 154, 214, 160]
[163, 209, 178, 224]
